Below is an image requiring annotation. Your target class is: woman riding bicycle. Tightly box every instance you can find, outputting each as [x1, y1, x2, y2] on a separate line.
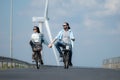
[29, 26, 49, 65]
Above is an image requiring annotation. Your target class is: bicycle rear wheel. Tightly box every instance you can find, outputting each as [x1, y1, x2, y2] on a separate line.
[64, 51, 69, 69]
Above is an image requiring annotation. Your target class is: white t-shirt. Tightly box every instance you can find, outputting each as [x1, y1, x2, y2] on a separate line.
[62, 31, 71, 44]
[31, 33, 41, 43]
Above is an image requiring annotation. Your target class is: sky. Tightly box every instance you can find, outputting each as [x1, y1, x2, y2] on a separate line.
[0, 0, 120, 68]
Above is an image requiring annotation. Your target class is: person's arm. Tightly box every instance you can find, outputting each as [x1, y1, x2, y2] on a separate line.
[48, 38, 57, 48]
[42, 34, 49, 46]
[39, 33, 48, 46]
[70, 31, 75, 41]
[48, 30, 62, 48]
[29, 34, 34, 48]
[50, 38, 57, 45]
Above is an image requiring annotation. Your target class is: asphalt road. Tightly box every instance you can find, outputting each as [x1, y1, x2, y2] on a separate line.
[0, 66, 120, 80]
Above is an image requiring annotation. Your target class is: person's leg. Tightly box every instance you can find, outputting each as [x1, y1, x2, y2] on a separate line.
[39, 51, 44, 65]
[69, 44, 73, 66]
[37, 43, 43, 65]
[55, 41, 65, 57]
[32, 52, 35, 61]
[69, 50, 73, 66]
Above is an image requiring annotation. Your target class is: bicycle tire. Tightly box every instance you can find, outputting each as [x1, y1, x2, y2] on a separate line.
[64, 51, 69, 69]
[34, 52, 40, 69]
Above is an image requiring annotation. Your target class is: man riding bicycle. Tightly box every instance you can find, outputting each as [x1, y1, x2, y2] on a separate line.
[49, 22, 75, 66]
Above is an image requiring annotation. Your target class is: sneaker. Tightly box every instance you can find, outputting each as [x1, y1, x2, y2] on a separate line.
[40, 60, 44, 65]
[69, 62, 73, 66]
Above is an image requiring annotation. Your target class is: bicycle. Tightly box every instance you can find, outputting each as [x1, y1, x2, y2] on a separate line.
[62, 44, 70, 69]
[33, 43, 43, 69]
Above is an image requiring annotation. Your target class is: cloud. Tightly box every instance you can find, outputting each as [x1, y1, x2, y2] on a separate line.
[83, 16, 120, 35]
[18, 0, 46, 17]
[51, 0, 100, 17]
[19, 0, 120, 35]
[83, 16, 104, 30]
[20, 0, 120, 18]
[95, 0, 120, 16]
[19, 0, 100, 17]
[82, 39, 96, 46]
[30, 0, 45, 8]
[110, 23, 120, 34]
[104, 0, 120, 14]
[71, 0, 99, 8]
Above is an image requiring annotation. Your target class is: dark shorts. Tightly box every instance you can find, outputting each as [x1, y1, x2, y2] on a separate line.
[29, 41, 42, 52]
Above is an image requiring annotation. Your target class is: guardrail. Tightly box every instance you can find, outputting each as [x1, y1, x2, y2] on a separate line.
[103, 57, 120, 69]
[0, 56, 33, 70]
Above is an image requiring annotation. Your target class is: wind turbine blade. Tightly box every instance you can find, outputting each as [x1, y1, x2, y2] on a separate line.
[45, 20, 60, 66]
[44, 0, 48, 19]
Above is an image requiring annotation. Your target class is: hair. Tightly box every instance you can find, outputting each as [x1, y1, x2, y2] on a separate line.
[33, 26, 40, 33]
[64, 22, 70, 29]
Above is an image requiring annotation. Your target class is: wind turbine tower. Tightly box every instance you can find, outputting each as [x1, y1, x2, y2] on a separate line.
[32, 0, 59, 66]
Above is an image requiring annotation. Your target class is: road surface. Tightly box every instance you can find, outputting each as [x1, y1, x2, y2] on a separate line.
[0, 66, 120, 80]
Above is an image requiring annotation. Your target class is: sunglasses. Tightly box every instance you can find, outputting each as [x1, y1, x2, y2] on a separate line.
[63, 25, 67, 26]
[33, 29, 37, 30]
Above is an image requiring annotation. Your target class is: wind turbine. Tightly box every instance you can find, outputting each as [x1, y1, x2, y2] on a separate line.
[32, 0, 60, 66]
